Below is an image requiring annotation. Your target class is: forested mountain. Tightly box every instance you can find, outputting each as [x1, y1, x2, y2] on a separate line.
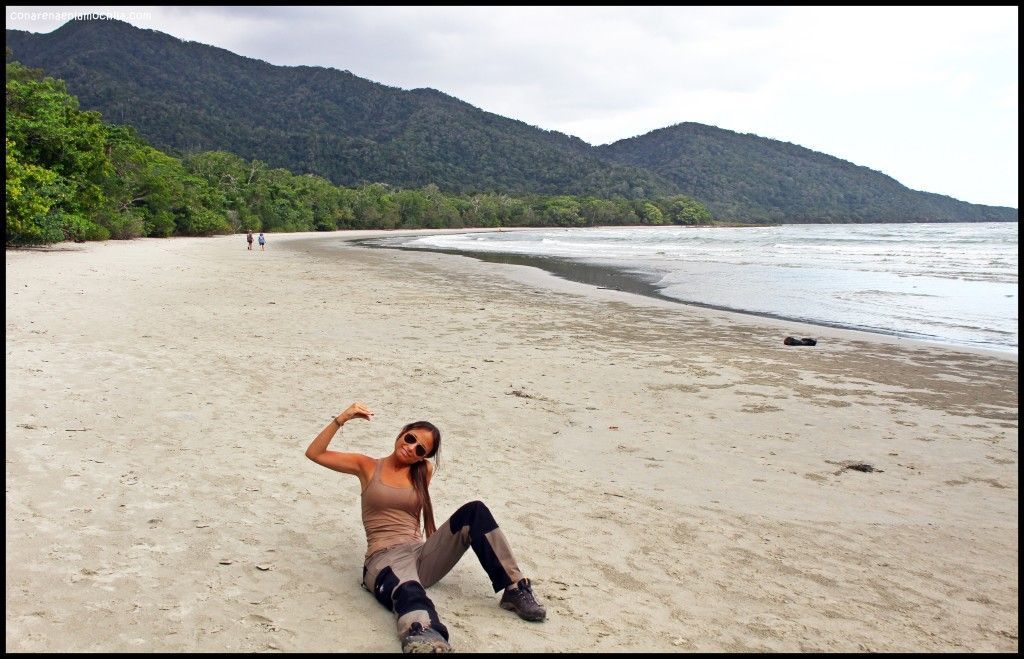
[4, 18, 672, 199]
[598, 123, 1016, 222]
[6, 18, 1017, 223]
[7, 57, 713, 246]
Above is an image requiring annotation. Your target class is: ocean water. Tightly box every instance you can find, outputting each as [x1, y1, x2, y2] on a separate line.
[363, 223, 1019, 353]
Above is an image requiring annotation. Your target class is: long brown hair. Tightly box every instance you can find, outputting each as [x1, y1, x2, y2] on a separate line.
[401, 421, 441, 537]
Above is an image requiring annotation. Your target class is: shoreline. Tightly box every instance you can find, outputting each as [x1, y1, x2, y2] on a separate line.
[339, 232, 1017, 362]
[346, 230, 1018, 359]
[6, 231, 1018, 652]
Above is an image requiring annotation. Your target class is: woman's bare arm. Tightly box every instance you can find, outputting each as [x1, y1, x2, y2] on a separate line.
[305, 402, 375, 486]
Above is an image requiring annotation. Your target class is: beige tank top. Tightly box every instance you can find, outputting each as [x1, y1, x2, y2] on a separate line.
[361, 459, 423, 559]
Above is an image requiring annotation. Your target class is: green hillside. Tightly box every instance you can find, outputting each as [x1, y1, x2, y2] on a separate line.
[6, 18, 1017, 223]
[599, 122, 1015, 222]
[5, 19, 672, 199]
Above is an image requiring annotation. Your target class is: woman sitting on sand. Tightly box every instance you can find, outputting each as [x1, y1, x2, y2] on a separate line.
[305, 402, 546, 653]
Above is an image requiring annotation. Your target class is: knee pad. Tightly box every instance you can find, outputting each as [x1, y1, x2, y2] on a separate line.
[371, 566, 400, 610]
[449, 500, 498, 539]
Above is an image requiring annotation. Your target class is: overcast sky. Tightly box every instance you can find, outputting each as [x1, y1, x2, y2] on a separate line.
[7, 5, 1019, 208]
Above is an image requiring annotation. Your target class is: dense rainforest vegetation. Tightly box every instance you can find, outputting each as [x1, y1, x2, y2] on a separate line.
[5, 17, 1016, 245]
[5, 19, 674, 200]
[5, 58, 712, 246]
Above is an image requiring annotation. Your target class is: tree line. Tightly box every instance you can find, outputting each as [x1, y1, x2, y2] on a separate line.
[5, 58, 712, 246]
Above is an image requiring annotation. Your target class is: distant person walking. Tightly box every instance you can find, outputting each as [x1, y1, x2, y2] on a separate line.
[258, 232, 266, 251]
[246, 231, 254, 250]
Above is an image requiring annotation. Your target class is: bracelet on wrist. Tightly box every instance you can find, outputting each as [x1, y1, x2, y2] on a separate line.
[333, 416, 343, 427]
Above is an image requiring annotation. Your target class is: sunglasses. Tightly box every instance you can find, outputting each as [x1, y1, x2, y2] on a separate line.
[403, 433, 427, 458]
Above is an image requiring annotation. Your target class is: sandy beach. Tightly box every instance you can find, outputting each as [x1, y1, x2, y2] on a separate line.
[5, 230, 1018, 652]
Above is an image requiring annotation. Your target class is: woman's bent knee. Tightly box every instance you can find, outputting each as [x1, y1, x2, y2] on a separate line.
[450, 501, 498, 536]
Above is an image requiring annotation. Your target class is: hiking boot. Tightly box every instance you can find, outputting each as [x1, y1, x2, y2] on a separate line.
[400, 622, 451, 654]
[499, 578, 547, 622]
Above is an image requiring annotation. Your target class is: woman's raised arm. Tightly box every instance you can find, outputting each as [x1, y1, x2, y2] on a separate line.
[305, 402, 376, 485]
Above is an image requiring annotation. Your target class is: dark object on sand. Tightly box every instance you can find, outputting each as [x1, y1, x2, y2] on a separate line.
[784, 336, 817, 346]
[826, 459, 886, 475]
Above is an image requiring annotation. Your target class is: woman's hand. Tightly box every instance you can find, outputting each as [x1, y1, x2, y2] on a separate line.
[336, 402, 374, 426]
